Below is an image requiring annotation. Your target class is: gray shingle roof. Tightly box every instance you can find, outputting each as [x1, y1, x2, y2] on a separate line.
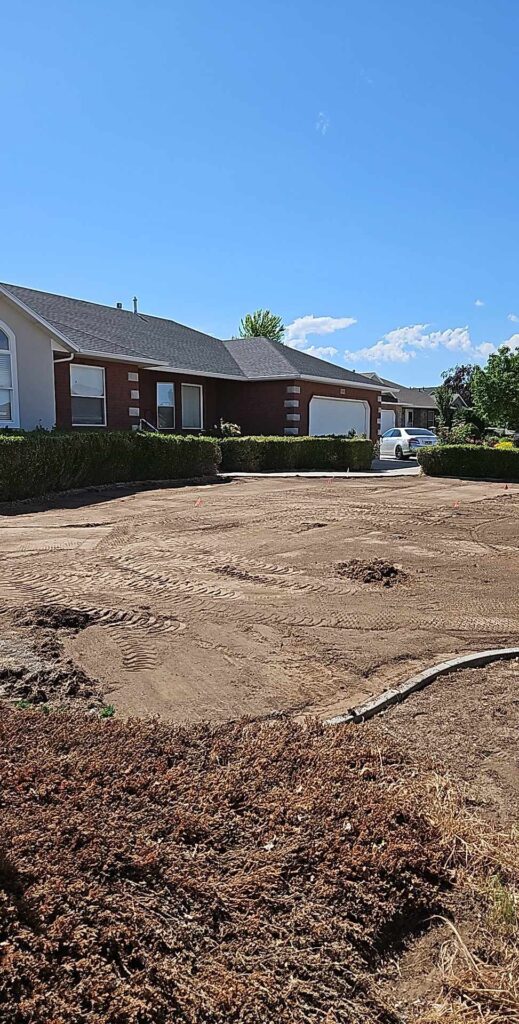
[362, 373, 438, 408]
[2, 283, 246, 376]
[2, 283, 378, 388]
[224, 337, 378, 386]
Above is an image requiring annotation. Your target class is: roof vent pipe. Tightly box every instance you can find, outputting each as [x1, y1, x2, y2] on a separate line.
[133, 296, 138, 314]
[116, 302, 123, 309]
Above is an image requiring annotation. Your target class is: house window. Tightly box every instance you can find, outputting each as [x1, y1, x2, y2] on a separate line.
[181, 383, 203, 429]
[0, 328, 14, 423]
[157, 382, 175, 429]
[70, 365, 106, 426]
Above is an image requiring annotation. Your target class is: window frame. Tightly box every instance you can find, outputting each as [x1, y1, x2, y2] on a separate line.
[156, 381, 176, 431]
[70, 364, 107, 427]
[0, 320, 20, 428]
[181, 382, 203, 430]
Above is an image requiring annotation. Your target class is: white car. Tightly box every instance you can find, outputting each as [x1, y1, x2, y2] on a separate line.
[380, 427, 438, 460]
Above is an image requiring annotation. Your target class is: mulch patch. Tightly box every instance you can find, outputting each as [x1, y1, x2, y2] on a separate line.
[336, 559, 407, 587]
[15, 604, 96, 632]
[0, 712, 450, 1023]
[0, 662, 104, 709]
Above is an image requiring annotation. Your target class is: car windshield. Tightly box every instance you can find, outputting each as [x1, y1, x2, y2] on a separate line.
[406, 428, 435, 436]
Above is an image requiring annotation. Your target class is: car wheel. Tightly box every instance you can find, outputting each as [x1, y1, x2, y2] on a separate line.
[395, 445, 404, 460]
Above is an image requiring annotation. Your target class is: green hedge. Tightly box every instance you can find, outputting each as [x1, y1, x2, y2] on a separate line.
[418, 444, 519, 481]
[0, 432, 221, 501]
[219, 436, 374, 472]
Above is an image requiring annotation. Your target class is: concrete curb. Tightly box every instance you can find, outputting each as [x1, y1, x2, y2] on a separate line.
[325, 647, 519, 726]
[224, 469, 419, 479]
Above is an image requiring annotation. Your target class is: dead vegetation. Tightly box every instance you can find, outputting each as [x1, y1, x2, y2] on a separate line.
[0, 662, 104, 710]
[408, 774, 519, 1024]
[0, 712, 453, 1024]
[336, 559, 407, 587]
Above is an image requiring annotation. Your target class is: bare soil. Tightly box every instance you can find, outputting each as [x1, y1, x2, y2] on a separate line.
[376, 658, 519, 828]
[2, 475, 519, 722]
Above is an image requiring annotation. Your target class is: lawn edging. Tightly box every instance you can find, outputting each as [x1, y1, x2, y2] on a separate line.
[326, 647, 519, 726]
[418, 444, 519, 481]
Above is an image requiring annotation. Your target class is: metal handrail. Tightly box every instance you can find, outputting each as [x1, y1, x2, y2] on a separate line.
[138, 419, 159, 432]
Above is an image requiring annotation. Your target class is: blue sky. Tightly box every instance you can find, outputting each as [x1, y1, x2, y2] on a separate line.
[2, 0, 519, 384]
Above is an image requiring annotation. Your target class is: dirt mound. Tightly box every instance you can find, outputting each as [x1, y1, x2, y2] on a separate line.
[0, 662, 104, 709]
[336, 558, 407, 587]
[16, 604, 95, 632]
[0, 712, 449, 1023]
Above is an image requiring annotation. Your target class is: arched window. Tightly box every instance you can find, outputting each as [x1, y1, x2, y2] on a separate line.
[0, 326, 15, 424]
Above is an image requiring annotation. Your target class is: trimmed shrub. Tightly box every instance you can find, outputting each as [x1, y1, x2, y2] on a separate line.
[219, 435, 374, 473]
[418, 444, 519, 481]
[0, 432, 221, 501]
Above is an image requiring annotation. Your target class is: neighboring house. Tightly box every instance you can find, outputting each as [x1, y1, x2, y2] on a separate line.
[362, 373, 440, 432]
[0, 283, 382, 439]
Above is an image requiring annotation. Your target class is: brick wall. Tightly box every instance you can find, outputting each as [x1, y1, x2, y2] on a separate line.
[139, 371, 220, 431]
[54, 357, 142, 430]
[54, 357, 382, 439]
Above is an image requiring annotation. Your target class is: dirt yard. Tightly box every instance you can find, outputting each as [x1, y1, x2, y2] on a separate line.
[2, 474, 519, 722]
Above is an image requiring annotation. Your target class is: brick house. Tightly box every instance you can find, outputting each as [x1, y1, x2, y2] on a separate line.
[0, 283, 382, 440]
[362, 373, 440, 432]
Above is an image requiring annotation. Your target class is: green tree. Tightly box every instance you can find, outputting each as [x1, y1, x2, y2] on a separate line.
[435, 384, 456, 429]
[472, 346, 519, 429]
[239, 309, 285, 343]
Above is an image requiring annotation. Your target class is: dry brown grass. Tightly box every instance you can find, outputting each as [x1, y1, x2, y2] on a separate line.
[411, 774, 519, 1024]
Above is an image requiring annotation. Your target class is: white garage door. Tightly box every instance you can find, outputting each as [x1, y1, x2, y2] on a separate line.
[380, 408, 396, 435]
[309, 397, 370, 437]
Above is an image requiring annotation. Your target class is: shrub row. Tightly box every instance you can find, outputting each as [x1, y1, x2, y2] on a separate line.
[418, 444, 519, 481]
[0, 432, 376, 502]
[0, 432, 221, 501]
[220, 435, 374, 472]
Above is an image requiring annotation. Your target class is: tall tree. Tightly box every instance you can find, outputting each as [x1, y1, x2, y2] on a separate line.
[441, 363, 477, 405]
[239, 310, 285, 343]
[472, 346, 519, 429]
[435, 384, 456, 429]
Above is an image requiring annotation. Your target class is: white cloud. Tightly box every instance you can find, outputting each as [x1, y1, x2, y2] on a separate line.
[285, 314, 356, 357]
[508, 313, 519, 323]
[300, 345, 339, 359]
[475, 298, 485, 307]
[315, 111, 330, 135]
[474, 342, 496, 358]
[344, 324, 496, 366]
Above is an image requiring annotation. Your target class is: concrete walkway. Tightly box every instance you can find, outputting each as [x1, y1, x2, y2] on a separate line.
[225, 457, 420, 479]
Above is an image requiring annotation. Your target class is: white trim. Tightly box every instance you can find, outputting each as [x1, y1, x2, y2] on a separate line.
[142, 367, 382, 389]
[0, 320, 20, 428]
[181, 382, 203, 430]
[70, 364, 107, 427]
[299, 374, 380, 391]
[156, 381, 176, 430]
[79, 349, 166, 366]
